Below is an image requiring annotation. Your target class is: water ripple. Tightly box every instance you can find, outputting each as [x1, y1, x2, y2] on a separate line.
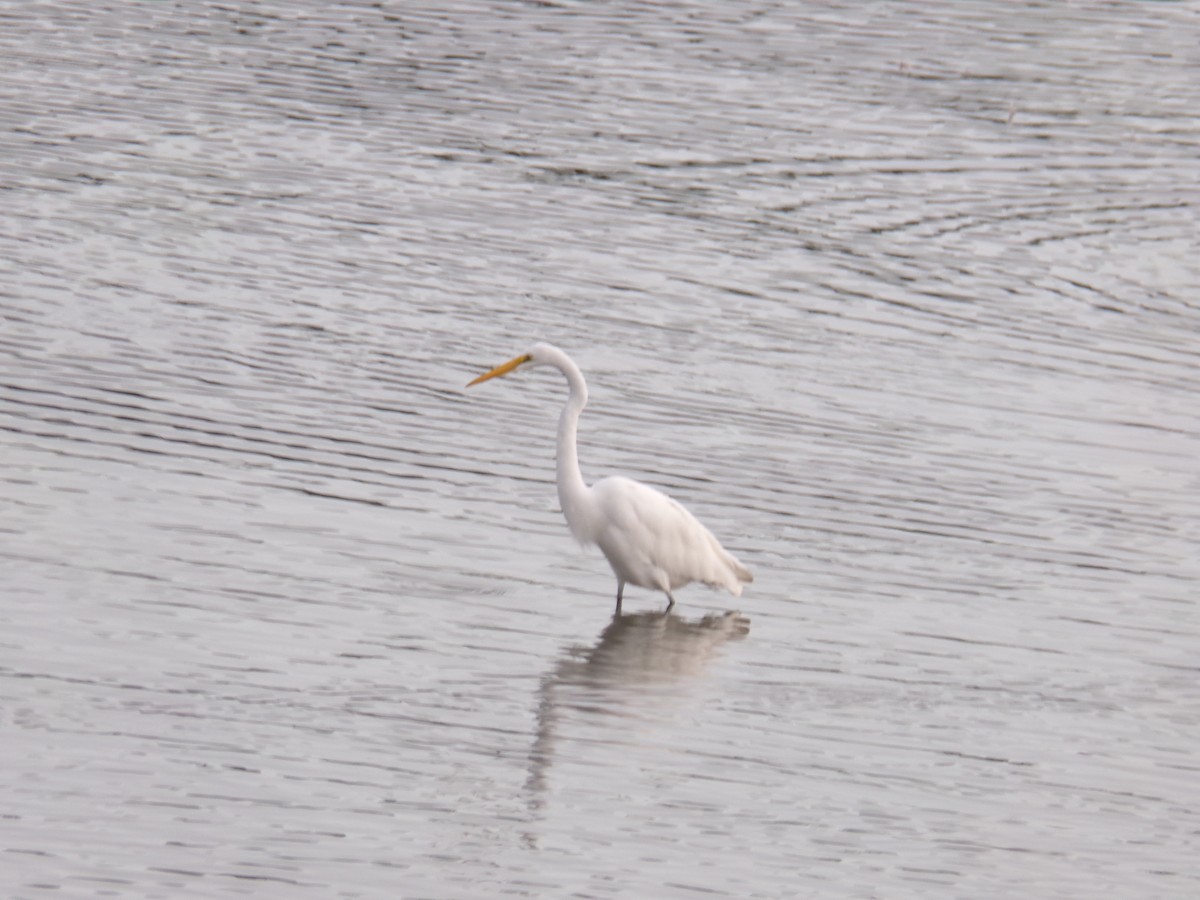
[2, 1, 1198, 898]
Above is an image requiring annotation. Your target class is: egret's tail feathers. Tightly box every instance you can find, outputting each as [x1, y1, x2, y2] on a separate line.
[713, 537, 752, 585]
[716, 545, 753, 596]
[698, 528, 753, 597]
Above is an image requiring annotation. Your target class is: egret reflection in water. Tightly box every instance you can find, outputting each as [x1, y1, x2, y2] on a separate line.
[525, 609, 750, 829]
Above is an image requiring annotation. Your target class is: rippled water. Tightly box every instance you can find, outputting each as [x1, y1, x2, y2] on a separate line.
[3, 1, 1198, 897]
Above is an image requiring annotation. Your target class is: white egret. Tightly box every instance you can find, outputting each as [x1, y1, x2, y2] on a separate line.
[468, 342, 753, 611]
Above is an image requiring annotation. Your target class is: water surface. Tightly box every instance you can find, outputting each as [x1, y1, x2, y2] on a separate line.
[2, 1, 1198, 897]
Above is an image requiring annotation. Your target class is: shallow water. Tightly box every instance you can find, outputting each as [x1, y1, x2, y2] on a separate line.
[2, 1, 1198, 897]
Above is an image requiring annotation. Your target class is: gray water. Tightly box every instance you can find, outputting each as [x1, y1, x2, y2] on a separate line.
[2, 1, 1198, 897]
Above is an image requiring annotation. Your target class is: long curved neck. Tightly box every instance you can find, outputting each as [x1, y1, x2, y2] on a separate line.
[551, 351, 590, 536]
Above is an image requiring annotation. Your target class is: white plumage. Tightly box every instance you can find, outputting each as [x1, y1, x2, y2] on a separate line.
[468, 342, 752, 611]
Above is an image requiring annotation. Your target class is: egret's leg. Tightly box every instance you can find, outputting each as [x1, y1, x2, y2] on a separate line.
[665, 592, 676, 612]
[615, 581, 625, 614]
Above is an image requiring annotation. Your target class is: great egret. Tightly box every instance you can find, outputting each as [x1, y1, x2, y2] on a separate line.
[468, 342, 753, 611]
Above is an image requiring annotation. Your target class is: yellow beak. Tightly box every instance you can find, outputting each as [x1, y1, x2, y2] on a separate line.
[467, 353, 531, 387]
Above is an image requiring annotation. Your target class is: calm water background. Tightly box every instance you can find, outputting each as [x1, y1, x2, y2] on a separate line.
[2, 1, 1198, 897]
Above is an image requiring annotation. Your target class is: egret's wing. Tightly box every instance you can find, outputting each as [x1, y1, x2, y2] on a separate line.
[593, 477, 749, 595]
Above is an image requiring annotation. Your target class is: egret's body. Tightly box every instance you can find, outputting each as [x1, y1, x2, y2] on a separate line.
[468, 342, 752, 610]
